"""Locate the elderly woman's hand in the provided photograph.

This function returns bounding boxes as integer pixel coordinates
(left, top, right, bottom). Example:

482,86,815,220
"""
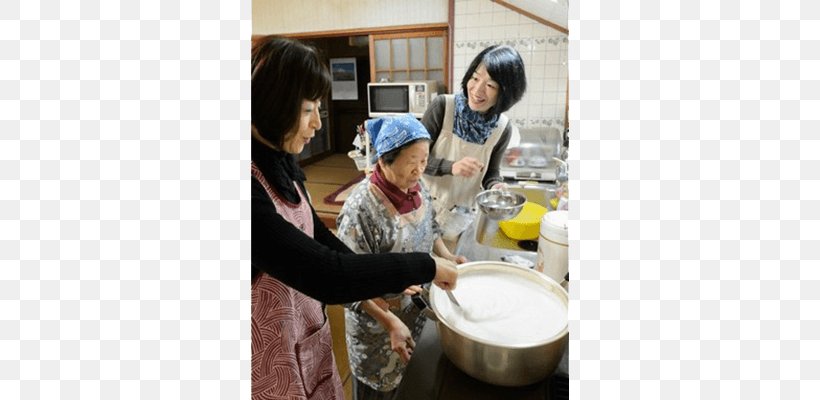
386,316,415,364
450,255,469,264
402,285,424,296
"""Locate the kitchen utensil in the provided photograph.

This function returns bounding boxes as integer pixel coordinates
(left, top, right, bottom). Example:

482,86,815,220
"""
445,290,462,308
428,261,568,387
475,190,526,220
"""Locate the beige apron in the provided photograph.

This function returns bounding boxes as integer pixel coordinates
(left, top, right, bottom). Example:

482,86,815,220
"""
251,162,344,400
422,94,508,239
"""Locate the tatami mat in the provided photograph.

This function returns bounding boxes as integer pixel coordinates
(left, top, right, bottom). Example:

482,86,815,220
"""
303,154,362,230
303,165,363,186
313,153,358,168
305,182,344,216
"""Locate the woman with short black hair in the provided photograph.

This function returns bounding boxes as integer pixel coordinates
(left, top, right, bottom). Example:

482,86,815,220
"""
421,44,527,240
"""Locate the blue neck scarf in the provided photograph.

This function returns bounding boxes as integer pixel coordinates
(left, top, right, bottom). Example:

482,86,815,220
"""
452,92,500,145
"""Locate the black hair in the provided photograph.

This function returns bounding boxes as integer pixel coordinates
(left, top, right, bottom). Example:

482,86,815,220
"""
252,36,331,148
460,45,527,116
380,138,431,165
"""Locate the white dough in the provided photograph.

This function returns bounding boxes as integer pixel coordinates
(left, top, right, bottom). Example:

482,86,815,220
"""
438,270,566,346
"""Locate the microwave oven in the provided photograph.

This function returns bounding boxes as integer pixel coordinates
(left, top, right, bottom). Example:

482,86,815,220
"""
367,80,439,118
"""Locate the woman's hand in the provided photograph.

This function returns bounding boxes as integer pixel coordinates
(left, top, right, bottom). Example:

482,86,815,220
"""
432,256,458,291
387,317,415,364
450,255,469,264
452,157,485,177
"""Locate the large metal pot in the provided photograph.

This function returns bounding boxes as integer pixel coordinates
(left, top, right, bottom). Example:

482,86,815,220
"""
428,261,568,387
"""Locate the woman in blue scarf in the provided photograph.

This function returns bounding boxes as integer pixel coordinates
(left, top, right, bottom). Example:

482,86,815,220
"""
421,45,527,241
336,114,469,400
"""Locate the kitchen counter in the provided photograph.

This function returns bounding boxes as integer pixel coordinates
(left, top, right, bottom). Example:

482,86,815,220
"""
454,213,539,266
394,320,568,400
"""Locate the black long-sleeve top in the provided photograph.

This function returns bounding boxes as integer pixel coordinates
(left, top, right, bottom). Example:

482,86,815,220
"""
420,94,512,190
251,140,436,305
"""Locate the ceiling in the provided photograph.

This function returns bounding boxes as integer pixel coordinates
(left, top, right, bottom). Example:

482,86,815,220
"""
502,0,568,31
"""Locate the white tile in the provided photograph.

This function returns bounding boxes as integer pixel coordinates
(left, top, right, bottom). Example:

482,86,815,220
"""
515,23,529,37
556,77,567,95
465,27,479,41
455,0,465,14
469,14,482,28
519,53,533,71
533,23,549,37
506,11,520,25
529,102,544,117
526,64,542,81
491,12,505,26
469,0,481,14
546,49,563,65
529,87,544,103
541,64,556,79
504,25,518,38
541,105,557,119
455,13,467,26
557,64,568,80
548,90,565,105
533,49,547,66
507,103,522,116
487,25,501,39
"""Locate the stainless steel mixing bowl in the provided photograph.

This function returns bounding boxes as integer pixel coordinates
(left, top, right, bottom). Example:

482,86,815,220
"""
428,261,568,387
475,190,526,220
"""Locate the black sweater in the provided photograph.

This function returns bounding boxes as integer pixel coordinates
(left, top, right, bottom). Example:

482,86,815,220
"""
251,140,436,305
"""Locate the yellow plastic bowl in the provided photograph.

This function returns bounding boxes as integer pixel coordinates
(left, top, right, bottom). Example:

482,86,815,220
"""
498,202,548,241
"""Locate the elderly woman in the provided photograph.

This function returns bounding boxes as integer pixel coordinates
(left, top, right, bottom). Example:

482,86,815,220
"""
336,114,467,400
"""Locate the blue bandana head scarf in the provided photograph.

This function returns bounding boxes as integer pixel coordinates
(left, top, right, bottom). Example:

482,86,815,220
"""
453,92,500,145
366,113,431,162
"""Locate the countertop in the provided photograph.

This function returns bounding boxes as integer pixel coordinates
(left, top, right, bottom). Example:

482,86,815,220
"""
454,213,539,266
393,320,568,400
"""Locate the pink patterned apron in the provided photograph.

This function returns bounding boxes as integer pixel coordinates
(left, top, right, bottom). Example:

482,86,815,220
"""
251,162,344,400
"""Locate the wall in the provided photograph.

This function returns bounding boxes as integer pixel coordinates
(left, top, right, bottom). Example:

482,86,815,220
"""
253,0,448,35
252,0,568,130
453,0,568,130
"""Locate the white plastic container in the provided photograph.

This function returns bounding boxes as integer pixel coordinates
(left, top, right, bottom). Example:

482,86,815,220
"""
535,210,568,283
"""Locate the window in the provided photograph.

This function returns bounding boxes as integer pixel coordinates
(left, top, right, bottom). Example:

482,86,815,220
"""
370,30,449,92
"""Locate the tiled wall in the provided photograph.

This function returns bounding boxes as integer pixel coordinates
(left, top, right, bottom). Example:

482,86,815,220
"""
453,0,568,130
